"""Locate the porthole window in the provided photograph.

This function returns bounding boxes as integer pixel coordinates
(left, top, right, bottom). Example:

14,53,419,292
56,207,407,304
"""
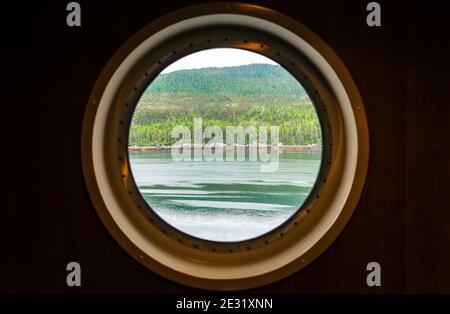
128,48,325,243
82,3,369,290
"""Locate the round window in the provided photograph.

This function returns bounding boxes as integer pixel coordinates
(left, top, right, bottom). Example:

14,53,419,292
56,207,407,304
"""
128,48,325,243
82,3,368,290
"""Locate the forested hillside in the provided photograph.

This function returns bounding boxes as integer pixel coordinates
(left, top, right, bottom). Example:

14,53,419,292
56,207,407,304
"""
146,63,307,96
129,64,322,146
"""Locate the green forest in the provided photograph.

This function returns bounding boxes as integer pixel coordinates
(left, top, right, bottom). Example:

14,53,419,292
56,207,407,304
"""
129,64,322,146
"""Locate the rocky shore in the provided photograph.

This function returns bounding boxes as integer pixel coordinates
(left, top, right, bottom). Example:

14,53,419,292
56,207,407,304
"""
128,143,322,152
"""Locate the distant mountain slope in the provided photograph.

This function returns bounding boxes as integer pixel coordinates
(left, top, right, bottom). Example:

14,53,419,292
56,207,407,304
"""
130,63,322,146
144,64,307,97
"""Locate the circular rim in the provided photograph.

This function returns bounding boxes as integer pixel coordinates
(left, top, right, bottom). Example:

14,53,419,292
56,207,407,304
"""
122,33,333,251
81,2,369,290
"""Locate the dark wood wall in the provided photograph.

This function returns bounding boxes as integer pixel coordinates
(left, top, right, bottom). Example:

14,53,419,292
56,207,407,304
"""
1,0,449,293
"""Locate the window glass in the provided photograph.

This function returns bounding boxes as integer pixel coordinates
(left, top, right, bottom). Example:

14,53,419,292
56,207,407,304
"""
128,48,322,242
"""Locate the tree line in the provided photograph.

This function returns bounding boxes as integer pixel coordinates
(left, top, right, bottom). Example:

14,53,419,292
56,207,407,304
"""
129,64,322,146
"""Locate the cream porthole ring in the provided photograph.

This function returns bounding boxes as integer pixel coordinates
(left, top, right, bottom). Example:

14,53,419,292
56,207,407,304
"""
81,3,369,290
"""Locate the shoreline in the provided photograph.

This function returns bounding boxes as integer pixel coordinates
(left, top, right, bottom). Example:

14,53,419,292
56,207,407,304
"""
128,144,322,153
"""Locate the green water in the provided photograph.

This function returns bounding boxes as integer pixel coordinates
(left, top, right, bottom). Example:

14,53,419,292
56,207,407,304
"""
129,151,321,242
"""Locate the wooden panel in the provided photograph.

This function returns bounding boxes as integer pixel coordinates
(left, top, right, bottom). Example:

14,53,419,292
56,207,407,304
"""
0,0,448,293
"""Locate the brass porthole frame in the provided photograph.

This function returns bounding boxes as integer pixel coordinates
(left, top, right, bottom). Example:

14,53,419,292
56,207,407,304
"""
123,30,332,252
81,2,369,290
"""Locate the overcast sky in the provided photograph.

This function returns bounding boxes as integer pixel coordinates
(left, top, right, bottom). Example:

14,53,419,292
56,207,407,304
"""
161,48,277,74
